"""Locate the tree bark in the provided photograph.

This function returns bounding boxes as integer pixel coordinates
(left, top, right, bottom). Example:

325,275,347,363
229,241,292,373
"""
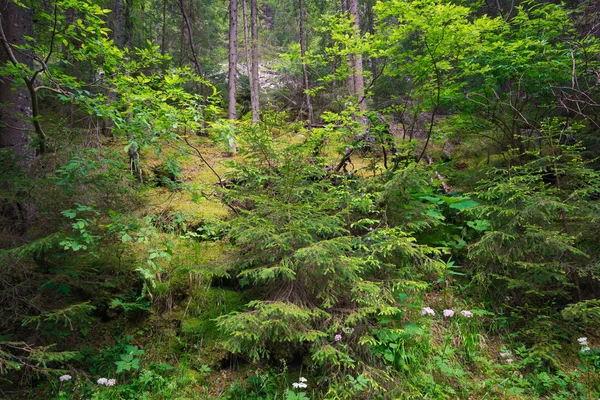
242,0,253,111
348,0,366,113
228,0,238,121
161,0,167,56
0,0,36,233
0,0,34,166
104,0,132,137
250,0,260,123
111,0,132,49
341,0,355,95
366,0,377,80
299,0,314,124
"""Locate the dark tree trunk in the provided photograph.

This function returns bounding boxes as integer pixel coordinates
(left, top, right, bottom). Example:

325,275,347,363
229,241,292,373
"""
109,0,143,181
104,0,132,137
0,0,35,166
0,0,36,233
111,0,132,49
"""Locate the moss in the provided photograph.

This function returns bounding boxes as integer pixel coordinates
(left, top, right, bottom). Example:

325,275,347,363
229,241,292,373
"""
193,343,230,369
181,288,245,340
168,241,233,292
200,288,245,316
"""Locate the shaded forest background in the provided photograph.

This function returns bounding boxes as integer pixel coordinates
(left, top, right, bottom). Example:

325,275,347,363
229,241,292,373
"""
2,0,600,398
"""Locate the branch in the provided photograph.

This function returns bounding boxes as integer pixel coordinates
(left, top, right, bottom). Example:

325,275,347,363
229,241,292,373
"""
357,60,386,105
182,136,226,189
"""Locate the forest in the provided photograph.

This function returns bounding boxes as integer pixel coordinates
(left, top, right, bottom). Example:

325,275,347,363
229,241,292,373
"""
1,0,600,398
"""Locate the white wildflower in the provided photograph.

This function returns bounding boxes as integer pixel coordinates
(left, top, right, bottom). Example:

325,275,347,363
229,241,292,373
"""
97,378,108,385
421,307,435,316
460,310,473,318
298,382,308,389
299,377,307,383
292,382,300,388
106,379,116,387
578,337,588,345
505,358,514,363
581,346,591,352
500,351,512,358
59,374,72,382
334,334,342,342
443,309,455,318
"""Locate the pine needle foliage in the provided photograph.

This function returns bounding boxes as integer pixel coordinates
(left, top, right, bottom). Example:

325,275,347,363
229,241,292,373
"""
215,128,445,381
466,124,600,335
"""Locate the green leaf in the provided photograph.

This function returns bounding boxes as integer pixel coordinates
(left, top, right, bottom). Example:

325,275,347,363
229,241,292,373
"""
403,322,423,336
62,210,77,219
466,219,491,232
449,199,480,210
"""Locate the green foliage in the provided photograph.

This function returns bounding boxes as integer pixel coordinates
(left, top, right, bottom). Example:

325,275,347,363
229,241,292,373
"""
467,138,600,306
22,303,96,337
562,300,600,326
0,341,80,376
115,345,145,374
212,128,447,390
3,0,600,397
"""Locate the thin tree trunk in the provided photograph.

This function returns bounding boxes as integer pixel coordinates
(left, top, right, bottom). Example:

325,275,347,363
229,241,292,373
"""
299,0,314,125
104,0,131,137
179,12,186,67
110,0,142,181
349,0,366,113
161,0,166,56
228,0,238,155
242,0,253,111
366,0,377,80
228,0,238,121
176,0,207,134
250,0,260,123
341,0,355,95
177,0,202,76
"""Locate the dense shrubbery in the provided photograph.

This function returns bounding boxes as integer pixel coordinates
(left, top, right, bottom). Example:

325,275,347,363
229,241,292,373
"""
2,0,600,398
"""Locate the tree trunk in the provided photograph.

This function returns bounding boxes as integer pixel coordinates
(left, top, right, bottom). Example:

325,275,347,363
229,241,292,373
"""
111,0,129,49
228,0,238,121
179,12,186,67
104,0,132,137
242,0,253,111
348,0,366,113
341,0,355,95
176,0,208,135
161,0,167,56
0,0,36,233
299,0,314,125
177,0,203,76
250,0,260,123
366,0,377,80
109,0,143,181
0,0,34,166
